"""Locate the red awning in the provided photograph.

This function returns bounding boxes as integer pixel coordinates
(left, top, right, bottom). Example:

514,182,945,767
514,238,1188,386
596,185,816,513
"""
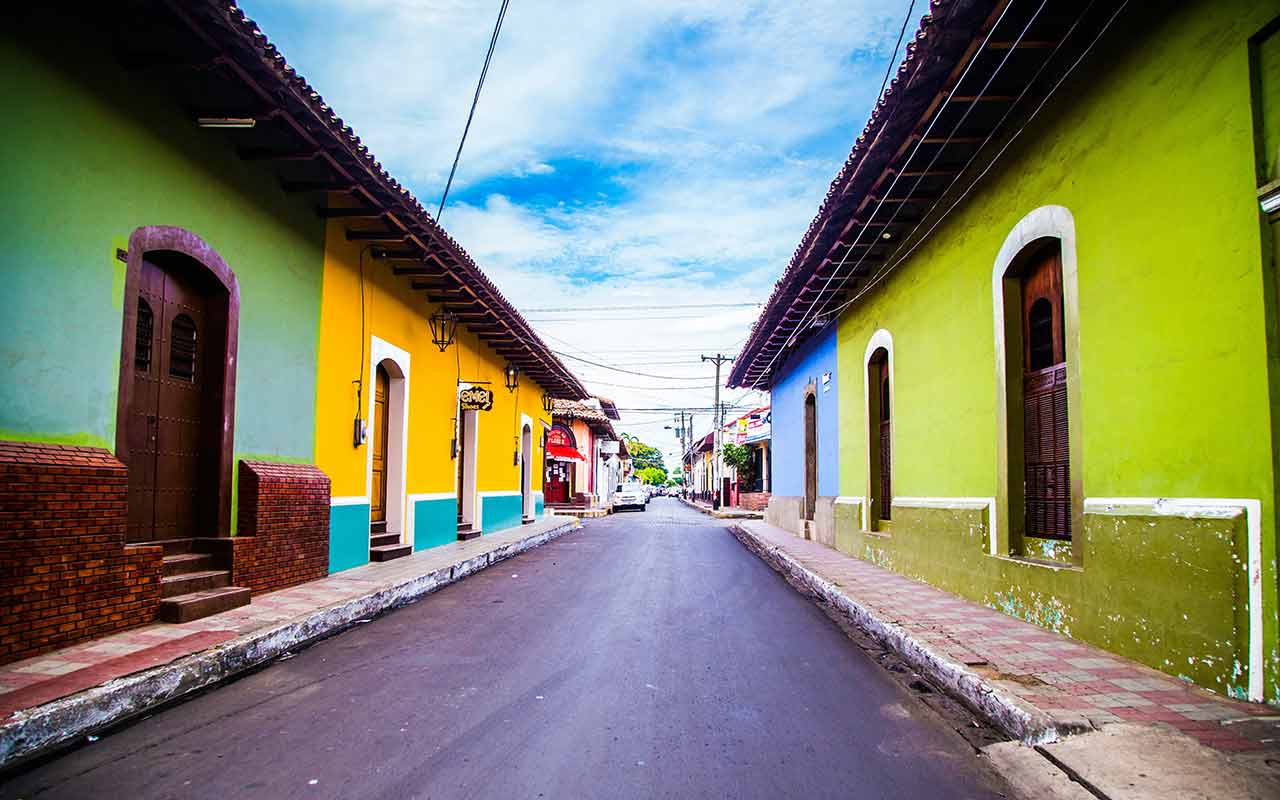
547,442,585,461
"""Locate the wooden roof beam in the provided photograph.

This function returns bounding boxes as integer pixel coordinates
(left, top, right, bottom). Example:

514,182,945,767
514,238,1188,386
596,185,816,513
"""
318,207,383,219
346,230,410,242
238,147,319,162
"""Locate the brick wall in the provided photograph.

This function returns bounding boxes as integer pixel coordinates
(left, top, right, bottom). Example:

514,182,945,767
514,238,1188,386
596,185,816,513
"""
0,441,162,665
737,492,772,512
233,461,330,594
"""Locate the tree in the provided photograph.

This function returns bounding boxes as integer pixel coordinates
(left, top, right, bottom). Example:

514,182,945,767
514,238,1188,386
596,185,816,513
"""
621,433,665,472
638,466,667,485
721,442,756,487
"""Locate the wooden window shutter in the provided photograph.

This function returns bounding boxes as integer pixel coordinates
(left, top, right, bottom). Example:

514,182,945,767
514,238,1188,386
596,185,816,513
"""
169,313,198,382
134,299,153,372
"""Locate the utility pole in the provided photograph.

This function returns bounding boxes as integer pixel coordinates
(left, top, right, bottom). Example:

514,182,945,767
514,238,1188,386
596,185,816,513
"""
701,353,734,508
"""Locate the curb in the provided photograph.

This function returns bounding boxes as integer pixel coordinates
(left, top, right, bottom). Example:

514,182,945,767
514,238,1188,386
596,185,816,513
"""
0,518,580,770
678,497,764,520
729,523,1089,746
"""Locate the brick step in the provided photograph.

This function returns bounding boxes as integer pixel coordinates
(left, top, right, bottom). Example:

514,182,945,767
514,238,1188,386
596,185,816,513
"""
161,569,230,598
369,543,411,562
370,520,387,534
150,538,197,557
456,525,481,541
370,532,400,548
159,586,251,623
162,552,214,577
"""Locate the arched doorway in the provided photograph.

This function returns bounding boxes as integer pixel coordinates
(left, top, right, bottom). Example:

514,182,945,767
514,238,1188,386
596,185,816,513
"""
521,422,533,521
803,391,817,522
116,227,238,542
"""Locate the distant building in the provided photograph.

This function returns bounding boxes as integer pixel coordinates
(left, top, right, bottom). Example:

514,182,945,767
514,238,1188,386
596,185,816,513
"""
547,398,624,511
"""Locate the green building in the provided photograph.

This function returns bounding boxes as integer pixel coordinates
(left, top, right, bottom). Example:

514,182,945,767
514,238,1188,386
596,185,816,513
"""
731,0,1280,704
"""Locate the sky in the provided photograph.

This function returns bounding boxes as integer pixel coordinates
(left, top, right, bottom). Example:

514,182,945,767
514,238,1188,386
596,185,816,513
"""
240,0,911,471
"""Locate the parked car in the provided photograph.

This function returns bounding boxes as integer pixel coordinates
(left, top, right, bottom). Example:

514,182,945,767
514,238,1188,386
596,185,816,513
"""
615,482,648,511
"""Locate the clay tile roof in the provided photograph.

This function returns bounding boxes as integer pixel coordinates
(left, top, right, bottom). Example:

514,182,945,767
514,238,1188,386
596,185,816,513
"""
186,2,588,399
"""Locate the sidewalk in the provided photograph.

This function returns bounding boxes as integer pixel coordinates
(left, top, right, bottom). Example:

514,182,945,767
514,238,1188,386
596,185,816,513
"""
731,519,1280,796
679,496,763,520
0,514,579,769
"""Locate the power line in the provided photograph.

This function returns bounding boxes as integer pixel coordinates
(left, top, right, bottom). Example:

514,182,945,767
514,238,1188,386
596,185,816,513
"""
874,0,918,113
746,0,1029,387
437,0,511,219
523,302,761,313
552,350,718,381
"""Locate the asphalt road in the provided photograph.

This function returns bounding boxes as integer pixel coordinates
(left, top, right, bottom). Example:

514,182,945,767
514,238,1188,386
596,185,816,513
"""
2,499,1010,799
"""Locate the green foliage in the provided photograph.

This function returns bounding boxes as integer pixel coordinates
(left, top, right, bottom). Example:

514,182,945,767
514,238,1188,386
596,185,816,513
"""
621,433,665,472
721,442,756,486
638,466,667,485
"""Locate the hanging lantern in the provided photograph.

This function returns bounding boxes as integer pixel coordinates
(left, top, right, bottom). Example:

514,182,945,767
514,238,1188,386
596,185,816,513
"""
429,310,457,352
542,391,554,414
503,363,519,392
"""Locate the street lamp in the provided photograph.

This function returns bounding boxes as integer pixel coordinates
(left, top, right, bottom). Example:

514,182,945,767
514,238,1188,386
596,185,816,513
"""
429,310,457,352
503,363,519,392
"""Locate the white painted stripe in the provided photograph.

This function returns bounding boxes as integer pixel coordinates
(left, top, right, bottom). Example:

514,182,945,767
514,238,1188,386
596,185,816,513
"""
408,492,457,502
1085,497,1262,702
331,495,370,507
891,497,998,556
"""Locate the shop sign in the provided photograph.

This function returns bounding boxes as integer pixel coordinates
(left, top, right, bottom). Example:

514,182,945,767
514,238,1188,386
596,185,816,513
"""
459,386,493,411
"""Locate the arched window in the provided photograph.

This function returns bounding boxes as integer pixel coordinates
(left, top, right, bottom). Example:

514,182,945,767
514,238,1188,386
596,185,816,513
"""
134,299,153,373
168,313,198,381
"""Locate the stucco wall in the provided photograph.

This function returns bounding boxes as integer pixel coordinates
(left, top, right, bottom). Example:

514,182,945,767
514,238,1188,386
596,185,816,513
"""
314,212,552,559
832,0,1279,701
0,30,324,465
769,325,839,498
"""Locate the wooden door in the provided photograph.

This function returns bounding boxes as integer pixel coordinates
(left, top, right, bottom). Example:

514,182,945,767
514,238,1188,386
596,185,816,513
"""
878,369,891,521
126,258,207,542
456,410,468,521
1021,245,1070,540
546,461,569,504
370,364,389,523
803,394,817,520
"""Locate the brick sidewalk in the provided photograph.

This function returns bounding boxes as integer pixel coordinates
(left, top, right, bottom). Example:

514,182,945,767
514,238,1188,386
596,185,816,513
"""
734,520,1278,753
1,514,578,763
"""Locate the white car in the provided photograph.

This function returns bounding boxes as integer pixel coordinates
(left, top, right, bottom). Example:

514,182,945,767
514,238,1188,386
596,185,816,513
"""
615,482,648,511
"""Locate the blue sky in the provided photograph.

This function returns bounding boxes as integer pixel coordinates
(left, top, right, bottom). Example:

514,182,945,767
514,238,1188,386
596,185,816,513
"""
240,0,911,462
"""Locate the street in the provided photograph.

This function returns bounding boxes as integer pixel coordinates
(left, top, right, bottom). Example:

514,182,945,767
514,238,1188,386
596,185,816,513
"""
2,500,1010,799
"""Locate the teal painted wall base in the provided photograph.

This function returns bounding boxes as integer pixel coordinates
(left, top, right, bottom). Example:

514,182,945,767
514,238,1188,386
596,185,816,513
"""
329,502,369,574
534,491,544,517
414,497,459,552
482,494,523,534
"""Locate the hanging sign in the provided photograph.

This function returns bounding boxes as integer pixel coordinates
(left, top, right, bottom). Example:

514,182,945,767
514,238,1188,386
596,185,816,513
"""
459,386,494,411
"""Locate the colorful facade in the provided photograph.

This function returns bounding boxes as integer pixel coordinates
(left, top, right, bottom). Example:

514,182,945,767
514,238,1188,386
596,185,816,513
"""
731,0,1280,703
0,3,583,664
545,398,625,510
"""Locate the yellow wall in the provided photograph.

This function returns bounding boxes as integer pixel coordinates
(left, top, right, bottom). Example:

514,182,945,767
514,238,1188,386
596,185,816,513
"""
314,210,552,501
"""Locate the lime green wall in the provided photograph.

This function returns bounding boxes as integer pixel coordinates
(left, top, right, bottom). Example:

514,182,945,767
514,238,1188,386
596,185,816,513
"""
834,1,1279,700
0,26,324,463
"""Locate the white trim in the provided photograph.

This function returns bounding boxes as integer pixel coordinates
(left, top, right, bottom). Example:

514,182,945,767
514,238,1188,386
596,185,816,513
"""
455,400,479,529
331,495,370,507
520,414,534,519
862,329,894,531
479,490,522,497
367,336,411,544
891,497,999,556
1085,497,1262,703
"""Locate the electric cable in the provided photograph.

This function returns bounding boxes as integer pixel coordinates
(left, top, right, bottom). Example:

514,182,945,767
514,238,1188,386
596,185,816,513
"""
437,0,511,220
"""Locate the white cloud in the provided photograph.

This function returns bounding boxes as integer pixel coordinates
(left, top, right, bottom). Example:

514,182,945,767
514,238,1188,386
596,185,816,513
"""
242,0,908,451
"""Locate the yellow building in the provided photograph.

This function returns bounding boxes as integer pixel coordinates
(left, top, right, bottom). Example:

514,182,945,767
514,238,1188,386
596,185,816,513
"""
314,197,585,572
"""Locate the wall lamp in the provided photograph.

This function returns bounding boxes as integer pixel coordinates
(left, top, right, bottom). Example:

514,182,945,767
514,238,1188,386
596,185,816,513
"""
429,310,458,352
542,391,554,414
504,364,519,392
